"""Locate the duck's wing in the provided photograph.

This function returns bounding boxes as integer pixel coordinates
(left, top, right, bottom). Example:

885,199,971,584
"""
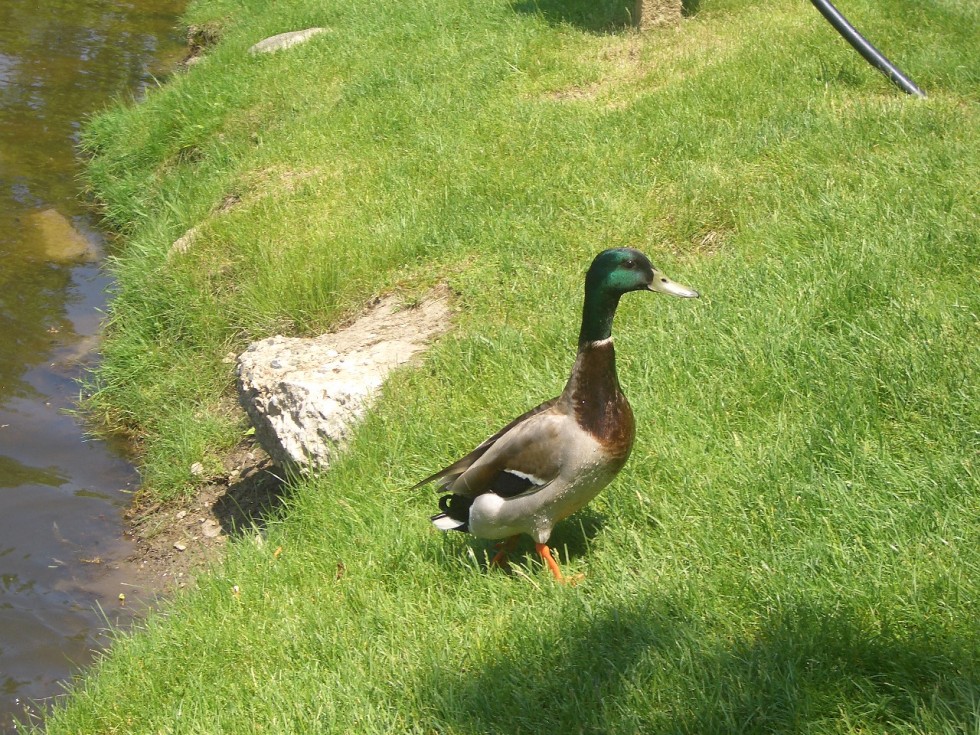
411,396,561,491
444,408,569,499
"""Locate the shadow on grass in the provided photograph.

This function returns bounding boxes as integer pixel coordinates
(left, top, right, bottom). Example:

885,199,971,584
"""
682,0,702,16
212,462,288,536
423,597,682,732
509,0,701,34
676,606,979,733
423,599,977,732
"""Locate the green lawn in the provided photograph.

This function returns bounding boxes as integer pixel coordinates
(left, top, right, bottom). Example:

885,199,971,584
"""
41,0,978,731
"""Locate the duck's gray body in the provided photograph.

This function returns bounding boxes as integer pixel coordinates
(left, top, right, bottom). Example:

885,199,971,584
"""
414,248,698,578
426,337,634,544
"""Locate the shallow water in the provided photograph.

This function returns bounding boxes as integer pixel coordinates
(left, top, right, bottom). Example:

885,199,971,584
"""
0,0,183,728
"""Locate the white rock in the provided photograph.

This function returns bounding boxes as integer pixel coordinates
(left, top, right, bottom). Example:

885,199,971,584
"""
237,292,450,472
247,28,330,56
169,225,199,257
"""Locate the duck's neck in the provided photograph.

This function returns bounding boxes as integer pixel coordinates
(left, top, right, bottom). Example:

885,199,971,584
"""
567,285,624,398
564,287,623,404
563,285,634,454
578,288,622,344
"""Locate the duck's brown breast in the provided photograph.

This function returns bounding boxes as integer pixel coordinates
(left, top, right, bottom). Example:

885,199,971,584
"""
567,340,636,462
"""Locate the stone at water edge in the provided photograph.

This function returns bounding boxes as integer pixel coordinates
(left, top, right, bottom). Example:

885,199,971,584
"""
236,293,451,473
29,208,99,263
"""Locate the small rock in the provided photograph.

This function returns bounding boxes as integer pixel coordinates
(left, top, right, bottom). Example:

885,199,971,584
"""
169,225,200,257
201,519,222,538
176,510,188,520
247,28,330,55
190,462,205,477
174,541,187,552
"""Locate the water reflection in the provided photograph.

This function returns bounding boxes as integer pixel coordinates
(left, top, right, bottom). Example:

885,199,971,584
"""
0,0,183,729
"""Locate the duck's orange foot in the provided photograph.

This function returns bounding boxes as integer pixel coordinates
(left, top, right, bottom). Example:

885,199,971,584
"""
535,543,570,583
489,534,520,570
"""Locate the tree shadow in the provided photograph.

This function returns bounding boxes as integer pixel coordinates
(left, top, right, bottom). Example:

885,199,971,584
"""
423,597,684,731
674,605,978,733
421,597,977,732
510,0,634,34
509,0,701,34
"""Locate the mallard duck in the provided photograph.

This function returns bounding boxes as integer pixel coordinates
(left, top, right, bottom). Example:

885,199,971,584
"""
414,248,698,581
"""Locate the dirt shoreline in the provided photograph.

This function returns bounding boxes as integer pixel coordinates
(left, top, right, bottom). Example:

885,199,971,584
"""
119,287,452,590
123,438,286,590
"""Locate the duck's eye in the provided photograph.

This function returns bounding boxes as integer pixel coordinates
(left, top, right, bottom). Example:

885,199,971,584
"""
623,259,636,269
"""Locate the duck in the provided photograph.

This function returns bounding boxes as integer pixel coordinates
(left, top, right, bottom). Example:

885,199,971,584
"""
413,248,698,581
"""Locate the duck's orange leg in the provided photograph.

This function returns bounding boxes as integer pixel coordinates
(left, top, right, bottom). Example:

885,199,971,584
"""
489,535,520,568
535,543,564,582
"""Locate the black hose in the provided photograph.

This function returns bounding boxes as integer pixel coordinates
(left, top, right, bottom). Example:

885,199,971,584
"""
809,0,926,98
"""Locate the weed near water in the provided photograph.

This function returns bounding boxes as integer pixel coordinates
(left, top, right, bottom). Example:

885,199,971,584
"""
43,0,980,731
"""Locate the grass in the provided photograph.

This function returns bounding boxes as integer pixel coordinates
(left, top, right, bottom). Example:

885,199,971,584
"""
37,0,979,731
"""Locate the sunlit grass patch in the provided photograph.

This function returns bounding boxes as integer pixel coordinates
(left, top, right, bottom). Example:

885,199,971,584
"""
47,0,980,731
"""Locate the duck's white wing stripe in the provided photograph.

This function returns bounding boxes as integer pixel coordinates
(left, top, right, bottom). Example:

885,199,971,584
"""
504,469,547,487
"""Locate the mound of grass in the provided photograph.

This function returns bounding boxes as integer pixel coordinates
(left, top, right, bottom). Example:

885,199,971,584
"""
44,0,977,731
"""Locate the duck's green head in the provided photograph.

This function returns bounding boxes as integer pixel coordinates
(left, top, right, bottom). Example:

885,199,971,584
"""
580,248,698,343
585,247,699,299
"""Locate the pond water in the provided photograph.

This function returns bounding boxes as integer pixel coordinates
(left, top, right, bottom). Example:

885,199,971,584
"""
0,0,183,728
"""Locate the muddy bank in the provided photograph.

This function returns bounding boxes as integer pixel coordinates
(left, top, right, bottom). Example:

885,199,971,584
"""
124,439,285,588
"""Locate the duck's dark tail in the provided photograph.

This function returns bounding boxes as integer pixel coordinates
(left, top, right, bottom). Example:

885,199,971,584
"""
430,494,472,532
